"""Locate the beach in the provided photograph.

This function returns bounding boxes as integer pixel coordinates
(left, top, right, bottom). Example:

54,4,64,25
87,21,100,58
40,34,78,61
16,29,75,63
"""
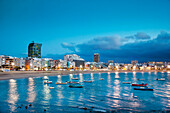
0,70,167,80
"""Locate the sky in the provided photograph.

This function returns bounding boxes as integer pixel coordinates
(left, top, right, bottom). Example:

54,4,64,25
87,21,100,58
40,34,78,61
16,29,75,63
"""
0,0,170,63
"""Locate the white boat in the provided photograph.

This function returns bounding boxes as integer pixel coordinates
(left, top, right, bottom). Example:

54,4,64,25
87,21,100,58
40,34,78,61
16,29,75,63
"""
156,78,165,81
72,77,79,80
49,87,54,89
42,77,49,80
44,81,52,84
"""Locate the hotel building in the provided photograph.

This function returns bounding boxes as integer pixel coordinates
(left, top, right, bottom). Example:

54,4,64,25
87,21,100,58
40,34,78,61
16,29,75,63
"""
28,41,42,58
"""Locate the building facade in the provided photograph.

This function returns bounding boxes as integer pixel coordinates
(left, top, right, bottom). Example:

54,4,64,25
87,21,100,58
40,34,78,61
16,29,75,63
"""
94,53,100,62
64,54,85,68
28,41,42,58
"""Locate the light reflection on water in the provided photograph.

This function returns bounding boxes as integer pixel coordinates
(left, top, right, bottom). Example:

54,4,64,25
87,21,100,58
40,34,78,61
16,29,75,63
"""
0,72,169,112
8,79,19,112
27,77,36,103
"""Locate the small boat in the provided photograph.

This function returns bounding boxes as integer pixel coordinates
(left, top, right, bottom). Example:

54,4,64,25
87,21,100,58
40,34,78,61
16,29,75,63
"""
55,82,67,85
156,78,165,81
44,81,52,84
134,87,153,91
67,81,80,84
72,78,79,80
69,84,83,88
122,82,131,84
42,76,49,80
49,87,54,89
131,83,147,87
84,80,93,83
138,79,145,81
99,78,104,80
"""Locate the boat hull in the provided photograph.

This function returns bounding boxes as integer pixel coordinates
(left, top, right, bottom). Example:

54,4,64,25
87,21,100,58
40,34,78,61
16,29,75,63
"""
132,84,147,86
134,88,153,91
69,85,83,88
55,82,67,85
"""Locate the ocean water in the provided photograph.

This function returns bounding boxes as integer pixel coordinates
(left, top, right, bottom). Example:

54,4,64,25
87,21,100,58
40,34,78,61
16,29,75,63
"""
0,72,169,113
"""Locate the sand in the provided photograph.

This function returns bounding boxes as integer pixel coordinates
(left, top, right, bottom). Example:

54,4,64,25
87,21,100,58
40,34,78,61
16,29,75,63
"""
0,70,167,80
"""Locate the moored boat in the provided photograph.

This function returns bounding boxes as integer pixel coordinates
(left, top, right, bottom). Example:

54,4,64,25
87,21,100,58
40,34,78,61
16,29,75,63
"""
67,81,80,84
72,78,79,80
84,80,93,83
156,78,165,81
42,76,49,80
44,81,52,84
134,87,153,91
69,84,83,88
131,83,147,86
55,82,67,85
49,87,54,89
99,78,104,80
122,82,131,84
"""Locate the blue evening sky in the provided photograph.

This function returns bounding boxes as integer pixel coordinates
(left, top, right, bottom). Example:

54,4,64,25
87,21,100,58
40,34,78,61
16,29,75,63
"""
0,0,170,62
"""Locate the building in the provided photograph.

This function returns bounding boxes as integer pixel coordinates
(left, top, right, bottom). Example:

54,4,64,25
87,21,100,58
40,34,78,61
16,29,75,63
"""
54,59,67,69
28,41,42,58
25,57,42,71
94,53,100,62
0,55,14,69
64,54,85,68
131,60,138,65
20,57,25,69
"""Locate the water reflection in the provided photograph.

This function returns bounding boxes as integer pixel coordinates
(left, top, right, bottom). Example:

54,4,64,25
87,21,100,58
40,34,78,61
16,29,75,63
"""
56,89,63,106
112,79,120,107
43,84,51,103
133,71,137,80
115,72,120,79
57,75,62,83
90,73,94,80
107,74,111,84
148,71,151,75
8,79,19,112
79,73,83,82
69,74,73,80
27,77,36,103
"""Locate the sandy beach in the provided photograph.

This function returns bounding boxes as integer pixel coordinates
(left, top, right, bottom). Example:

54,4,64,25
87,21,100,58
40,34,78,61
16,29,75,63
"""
0,70,167,80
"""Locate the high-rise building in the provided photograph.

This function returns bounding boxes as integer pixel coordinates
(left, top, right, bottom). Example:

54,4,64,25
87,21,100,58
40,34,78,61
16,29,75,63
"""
28,41,42,58
94,53,100,62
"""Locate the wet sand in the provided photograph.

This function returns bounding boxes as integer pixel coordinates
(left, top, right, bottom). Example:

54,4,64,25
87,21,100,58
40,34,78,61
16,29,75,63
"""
0,70,167,80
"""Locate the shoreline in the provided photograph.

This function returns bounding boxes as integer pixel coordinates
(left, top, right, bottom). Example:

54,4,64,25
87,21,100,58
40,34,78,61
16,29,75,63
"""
0,70,168,81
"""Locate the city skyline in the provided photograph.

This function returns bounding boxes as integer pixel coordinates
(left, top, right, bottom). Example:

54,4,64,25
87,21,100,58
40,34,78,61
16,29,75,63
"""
0,0,170,63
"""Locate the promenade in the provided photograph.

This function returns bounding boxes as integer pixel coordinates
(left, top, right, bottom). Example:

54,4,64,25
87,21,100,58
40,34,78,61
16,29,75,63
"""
0,70,167,80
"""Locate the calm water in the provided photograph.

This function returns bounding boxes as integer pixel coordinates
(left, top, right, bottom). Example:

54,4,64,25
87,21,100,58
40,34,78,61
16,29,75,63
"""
0,72,169,113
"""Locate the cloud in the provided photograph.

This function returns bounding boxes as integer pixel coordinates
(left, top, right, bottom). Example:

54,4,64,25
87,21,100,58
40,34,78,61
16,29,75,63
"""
125,32,151,40
78,35,122,51
134,32,151,40
59,31,170,62
61,42,78,52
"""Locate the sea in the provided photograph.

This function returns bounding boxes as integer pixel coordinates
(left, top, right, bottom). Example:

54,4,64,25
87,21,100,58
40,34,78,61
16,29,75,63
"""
0,72,169,112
